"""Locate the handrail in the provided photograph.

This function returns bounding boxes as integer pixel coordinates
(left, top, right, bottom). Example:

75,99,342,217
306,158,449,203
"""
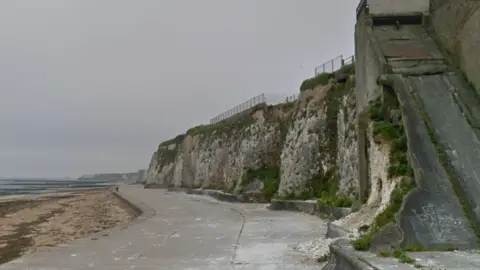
209,52,355,124
314,54,355,76
209,93,299,124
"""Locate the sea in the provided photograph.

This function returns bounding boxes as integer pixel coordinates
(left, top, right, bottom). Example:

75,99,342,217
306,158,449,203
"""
0,178,119,196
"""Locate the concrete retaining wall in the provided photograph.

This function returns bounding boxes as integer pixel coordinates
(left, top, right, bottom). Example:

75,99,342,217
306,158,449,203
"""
368,0,430,16
429,0,480,94
112,187,155,221
268,200,352,219
355,11,386,202
322,240,377,270
162,188,352,219
326,222,352,239
165,187,269,203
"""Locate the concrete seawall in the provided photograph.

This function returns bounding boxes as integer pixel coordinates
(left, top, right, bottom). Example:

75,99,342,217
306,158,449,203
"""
159,187,353,219
112,185,156,221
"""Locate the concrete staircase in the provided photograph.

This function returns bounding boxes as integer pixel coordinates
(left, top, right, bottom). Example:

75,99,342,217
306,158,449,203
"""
324,14,480,269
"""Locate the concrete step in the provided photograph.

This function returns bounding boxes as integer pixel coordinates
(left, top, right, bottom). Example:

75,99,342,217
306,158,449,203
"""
323,239,480,270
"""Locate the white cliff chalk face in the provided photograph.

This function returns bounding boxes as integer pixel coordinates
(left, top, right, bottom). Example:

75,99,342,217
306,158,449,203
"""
336,90,359,197
145,78,361,201
145,105,291,192
278,85,330,196
278,83,359,197
333,122,399,233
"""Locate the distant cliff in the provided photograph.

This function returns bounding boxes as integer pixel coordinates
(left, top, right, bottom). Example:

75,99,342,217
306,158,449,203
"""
78,170,144,183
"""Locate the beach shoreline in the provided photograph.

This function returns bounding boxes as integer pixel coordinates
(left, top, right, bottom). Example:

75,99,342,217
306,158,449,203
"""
0,188,136,264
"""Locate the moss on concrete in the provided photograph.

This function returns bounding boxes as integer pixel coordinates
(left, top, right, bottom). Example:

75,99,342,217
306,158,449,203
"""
378,249,417,265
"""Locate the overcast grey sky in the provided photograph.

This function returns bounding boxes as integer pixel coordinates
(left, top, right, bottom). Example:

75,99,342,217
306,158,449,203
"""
0,0,358,178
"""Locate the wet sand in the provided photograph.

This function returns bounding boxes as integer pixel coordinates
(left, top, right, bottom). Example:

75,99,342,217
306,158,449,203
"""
0,189,136,264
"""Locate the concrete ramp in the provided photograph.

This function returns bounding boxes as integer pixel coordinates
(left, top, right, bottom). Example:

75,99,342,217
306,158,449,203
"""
388,74,477,249
363,23,480,249
406,74,480,233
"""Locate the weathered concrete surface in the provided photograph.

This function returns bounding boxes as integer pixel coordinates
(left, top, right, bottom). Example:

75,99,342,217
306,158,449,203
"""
387,74,478,249
324,239,480,270
407,74,480,233
1,185,326,269
373,25,443,59
430,0,480,93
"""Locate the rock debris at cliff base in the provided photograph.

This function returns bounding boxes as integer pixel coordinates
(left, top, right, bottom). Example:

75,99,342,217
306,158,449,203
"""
0,190,135,264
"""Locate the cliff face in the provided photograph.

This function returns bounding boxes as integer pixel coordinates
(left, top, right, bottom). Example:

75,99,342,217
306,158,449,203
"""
145,103,292,195
278,77,358,199
145,68,370,203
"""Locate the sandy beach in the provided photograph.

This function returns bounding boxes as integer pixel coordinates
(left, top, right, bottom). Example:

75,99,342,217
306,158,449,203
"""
0,189,136,264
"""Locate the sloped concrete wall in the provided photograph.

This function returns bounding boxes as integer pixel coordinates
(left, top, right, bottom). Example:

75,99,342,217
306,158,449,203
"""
430,0,480,94
369,0,430,16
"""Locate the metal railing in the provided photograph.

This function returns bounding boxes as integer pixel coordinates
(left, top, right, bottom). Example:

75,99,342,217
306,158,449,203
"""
209,53,355,125
209,93,299,124
210,94,266,124
343,55,355,66
314,54,355,76
284,94,297,103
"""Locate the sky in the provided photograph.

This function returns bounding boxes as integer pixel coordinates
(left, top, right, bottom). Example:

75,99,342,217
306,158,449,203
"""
0,0,358,178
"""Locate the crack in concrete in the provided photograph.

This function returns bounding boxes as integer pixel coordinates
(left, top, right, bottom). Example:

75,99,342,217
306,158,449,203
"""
229,207,246,269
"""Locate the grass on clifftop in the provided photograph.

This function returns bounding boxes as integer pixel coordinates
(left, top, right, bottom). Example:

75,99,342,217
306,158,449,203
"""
300,72,333,92
299,63,355,92
353,97,416,251
159,134,186,147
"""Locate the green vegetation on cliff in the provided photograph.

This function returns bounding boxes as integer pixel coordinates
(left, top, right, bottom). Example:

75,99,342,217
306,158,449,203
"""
300,72,332,92
159,134,186,147
287,65,355,207
353,97,416,251
239,167,280,201
299,64,355,92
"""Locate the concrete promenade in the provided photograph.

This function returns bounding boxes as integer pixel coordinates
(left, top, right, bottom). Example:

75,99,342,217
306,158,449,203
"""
0,185,326,270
